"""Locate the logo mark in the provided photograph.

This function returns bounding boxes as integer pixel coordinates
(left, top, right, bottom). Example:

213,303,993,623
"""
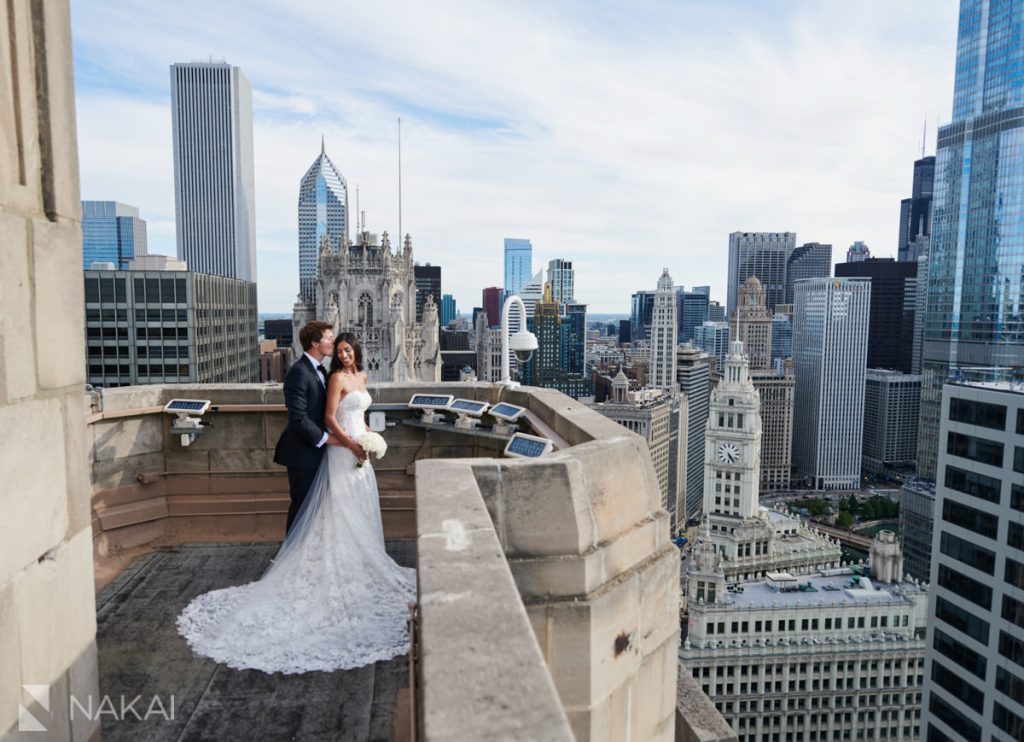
19,684,50,732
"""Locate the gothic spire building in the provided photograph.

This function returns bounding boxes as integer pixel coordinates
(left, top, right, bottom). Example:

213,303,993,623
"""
291,230,440,383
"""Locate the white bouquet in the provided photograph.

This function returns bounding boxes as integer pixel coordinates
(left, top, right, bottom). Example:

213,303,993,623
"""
355,431,387,468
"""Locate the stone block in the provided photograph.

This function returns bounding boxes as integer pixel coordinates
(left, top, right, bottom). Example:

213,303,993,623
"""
491,458,591,558
31,218,85,390
631,637,678,742
0,0,43,215
605,673,636,742
68,641,101,742
600,515,661,583
15,529,96,693
188,412,264,450
251,492,289,512
216,474,285,496
574,436,663,543
93,385,163,413
543,601,594,709
90,414,164,462
95,519,166,556
263,414,288,449
509,553,594,601
163,448,210,473
32,0,81,221
0,214,36,402
0,581,21,733
0,398,68,585
62,392,92,537
637,546,682,655
208,447,276,472
90,451,164,491
162,477,211,497
96,497,168,530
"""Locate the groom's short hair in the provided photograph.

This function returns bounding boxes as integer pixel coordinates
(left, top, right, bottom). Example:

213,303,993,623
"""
299,321,334,350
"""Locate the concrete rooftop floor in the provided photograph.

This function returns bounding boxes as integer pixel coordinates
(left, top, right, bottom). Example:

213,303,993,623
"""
95,541,416,741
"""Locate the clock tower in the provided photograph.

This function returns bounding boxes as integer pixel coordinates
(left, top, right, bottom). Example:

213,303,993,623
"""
703,339,761,520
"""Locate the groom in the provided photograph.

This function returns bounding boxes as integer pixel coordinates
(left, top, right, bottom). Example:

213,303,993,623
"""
274,320,339,534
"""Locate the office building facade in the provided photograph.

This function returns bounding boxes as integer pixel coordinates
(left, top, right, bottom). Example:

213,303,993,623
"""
414,263,441,322
677,289,710,343
631,290,655,341
440,294,456,327
81,201,148,270
695,321,730,368
503,238,532,295
170,62,257,281
547,258,574,305
921,378,1024,742
297,140,348,303
482,286,503,328
792,277,871,490
898,479,936,583
862,369,921,475
677,345,711,521
919,0,1024,481
836,258,918,373
751,361,795,491
727,231,795,315
84,268,258,387
785,242,832,306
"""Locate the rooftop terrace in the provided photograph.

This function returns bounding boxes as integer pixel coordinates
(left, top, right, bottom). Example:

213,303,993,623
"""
77,381,727,741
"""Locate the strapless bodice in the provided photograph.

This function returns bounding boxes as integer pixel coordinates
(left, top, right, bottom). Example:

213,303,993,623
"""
335,390,371,437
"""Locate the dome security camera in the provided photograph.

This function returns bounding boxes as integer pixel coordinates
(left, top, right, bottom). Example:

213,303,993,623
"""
509,329,538,363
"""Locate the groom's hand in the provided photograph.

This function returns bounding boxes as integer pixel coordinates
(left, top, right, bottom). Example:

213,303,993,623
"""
325,434,344,447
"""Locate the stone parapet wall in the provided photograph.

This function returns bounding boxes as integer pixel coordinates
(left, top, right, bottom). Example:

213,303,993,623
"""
0,1,99,738
417,386,682,742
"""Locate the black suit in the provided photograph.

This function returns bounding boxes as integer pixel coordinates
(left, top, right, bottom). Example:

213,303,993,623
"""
274,355,328,533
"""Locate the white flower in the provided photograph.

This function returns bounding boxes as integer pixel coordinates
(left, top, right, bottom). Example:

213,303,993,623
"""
355,431,387,467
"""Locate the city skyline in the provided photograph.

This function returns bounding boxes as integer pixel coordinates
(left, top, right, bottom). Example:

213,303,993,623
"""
74,1,957,313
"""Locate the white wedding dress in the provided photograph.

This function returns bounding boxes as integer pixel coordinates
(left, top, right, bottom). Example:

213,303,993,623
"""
177,390,416,674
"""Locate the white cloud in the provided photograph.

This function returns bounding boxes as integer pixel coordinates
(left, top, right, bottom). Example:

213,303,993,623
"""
71,0,959,313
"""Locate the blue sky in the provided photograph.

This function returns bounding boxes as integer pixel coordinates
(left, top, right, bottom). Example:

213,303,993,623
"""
71,0,959,313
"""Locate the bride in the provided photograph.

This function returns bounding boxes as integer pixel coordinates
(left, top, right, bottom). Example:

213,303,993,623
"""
177,333,417,674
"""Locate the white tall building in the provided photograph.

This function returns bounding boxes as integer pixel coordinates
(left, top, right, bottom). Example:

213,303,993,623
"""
921,378,1024,742
792,277,871,490
546,258,574,305
649,268,678,392
170,62,257,281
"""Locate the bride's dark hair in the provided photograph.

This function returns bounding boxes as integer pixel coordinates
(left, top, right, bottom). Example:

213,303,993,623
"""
329,332,363,376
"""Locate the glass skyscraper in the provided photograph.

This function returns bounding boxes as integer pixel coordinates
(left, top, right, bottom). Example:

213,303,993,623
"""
918,0,1024,480
297,140,348,304
81,201,147,269
503,238,532,295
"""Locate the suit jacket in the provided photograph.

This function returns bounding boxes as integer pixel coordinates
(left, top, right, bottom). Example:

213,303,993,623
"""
274,356,328,470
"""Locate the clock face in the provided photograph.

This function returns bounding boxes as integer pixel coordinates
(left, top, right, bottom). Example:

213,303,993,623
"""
717,442,740,464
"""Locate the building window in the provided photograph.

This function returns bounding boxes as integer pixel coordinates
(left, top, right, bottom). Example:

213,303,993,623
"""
946,431,1003,466
934,595,990,644
948,397,1006,430
941,499,998,539
927,695,981,740
933,628,986,679
1006,558,1024,591
993,702,1024,741
937,565,992,610
943,465,1001,503
939,531,996,574
999,631,1024,672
